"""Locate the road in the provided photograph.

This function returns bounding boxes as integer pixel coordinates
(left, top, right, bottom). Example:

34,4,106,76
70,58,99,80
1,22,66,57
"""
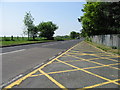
3,40,119,89
1,39,83,85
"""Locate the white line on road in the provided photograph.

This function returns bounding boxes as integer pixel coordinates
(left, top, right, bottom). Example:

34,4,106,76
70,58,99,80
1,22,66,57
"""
42,43,58,47
0,49,26,55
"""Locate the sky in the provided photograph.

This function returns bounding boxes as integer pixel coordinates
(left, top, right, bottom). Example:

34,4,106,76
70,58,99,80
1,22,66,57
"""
0,2,86,37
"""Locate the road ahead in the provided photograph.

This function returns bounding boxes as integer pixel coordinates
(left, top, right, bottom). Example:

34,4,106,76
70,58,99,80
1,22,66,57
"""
1,39,83,85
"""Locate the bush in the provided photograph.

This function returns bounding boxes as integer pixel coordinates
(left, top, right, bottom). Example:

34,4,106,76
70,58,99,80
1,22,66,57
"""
85,36,92,42
54,37,64,41
111,46,117,49
3,36,11,41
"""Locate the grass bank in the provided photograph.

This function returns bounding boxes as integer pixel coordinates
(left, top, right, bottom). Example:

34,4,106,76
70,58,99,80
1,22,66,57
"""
85,40,120,55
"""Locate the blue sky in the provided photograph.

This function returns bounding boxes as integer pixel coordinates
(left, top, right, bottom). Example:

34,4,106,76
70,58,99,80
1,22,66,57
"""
0,2,86,37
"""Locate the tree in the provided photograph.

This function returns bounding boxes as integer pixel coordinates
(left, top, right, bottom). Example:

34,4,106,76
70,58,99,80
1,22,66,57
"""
70,31,79,39
24,11,37,40
37,21,58,40
30,26,38,40
78,2,120,36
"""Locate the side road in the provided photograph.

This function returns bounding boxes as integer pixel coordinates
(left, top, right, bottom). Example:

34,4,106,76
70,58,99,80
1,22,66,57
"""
4,41,120,89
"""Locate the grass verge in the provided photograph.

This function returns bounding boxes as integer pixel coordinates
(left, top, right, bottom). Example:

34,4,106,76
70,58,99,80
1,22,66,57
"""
0,36,73,47
85,40,120,55
0,40,54,47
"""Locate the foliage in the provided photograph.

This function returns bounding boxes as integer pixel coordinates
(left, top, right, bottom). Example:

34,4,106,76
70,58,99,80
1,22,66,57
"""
54,35,71,41
37,21,58,40
54,37,64,41
79,2,120,36
86,40,120,55
70,31,80,39
85,36,92,42
24,11,38,40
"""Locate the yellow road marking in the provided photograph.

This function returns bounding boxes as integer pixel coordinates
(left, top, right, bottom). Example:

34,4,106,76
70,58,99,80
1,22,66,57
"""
79,79,120,89
56,59,119,85
67,54,120,70
84,63,120,70
85,41,120,57
39,69,67,89
69,50,119,57
30,69,80,77
68,52,118,62
4,41,82,89
67,54,104,66
68,52,111,57
30,63,119,77
53,58,99,63
5,68,40,88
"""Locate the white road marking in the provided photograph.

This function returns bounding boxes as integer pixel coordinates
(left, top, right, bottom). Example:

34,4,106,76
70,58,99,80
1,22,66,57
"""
0,49,26,55
42,43,58,47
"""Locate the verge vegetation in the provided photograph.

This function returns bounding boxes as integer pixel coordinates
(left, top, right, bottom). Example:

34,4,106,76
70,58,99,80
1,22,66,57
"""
0,35,76,47
85,38,120,55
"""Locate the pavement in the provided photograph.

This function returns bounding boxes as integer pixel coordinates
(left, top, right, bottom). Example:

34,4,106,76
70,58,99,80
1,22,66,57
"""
3,41,120,89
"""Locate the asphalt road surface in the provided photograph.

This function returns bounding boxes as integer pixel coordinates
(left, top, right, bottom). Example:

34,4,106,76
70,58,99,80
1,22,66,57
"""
1,39,83,85
3,40,119,89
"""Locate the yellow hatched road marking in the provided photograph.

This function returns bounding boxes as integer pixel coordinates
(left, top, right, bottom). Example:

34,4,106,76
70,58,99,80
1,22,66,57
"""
30,69,79,77
39,69,67,90
5,68,40,88
53,58,99,63
68,52,118,62
67,54,104,66
56,59,119,86
4,41,81,89
30,63,119,77
67,54,120,70
79,79,120,89
69,50,119,57
84,63,120,70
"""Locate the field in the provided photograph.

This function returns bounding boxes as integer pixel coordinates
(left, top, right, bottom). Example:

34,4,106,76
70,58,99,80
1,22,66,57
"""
0,36,72,46
0,37,54,46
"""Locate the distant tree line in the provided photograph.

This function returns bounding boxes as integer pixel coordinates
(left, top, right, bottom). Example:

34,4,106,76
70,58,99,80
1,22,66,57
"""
24,11,58,40
78,2,120,37
70,31,80,39
24,11,81,41
54,31,81,41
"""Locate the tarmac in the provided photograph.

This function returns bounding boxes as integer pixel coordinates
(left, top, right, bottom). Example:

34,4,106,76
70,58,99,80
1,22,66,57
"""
4,41,120,89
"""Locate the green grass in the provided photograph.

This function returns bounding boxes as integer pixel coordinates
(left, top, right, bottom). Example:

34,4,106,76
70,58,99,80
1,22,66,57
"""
85,40,120,55
0,37,45,41
1,40,54,46
0,36,73,47
0,37,54,46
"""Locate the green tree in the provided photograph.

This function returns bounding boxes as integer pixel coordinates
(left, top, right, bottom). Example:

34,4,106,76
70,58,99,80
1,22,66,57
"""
37,21,58,40
78,2,120,36
30,26,38,40
70,31,79,39
24,11,37,40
